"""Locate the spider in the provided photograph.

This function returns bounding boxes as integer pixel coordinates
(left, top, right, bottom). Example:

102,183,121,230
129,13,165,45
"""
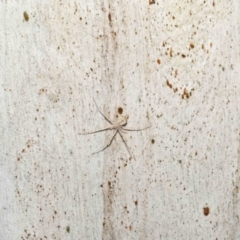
79,99,151,157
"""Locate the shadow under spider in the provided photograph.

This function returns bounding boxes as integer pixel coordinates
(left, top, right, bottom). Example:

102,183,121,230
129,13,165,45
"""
79,99,151,158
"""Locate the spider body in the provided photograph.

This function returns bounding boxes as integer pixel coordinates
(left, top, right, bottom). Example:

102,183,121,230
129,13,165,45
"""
112,114,129,130
79,99,150,157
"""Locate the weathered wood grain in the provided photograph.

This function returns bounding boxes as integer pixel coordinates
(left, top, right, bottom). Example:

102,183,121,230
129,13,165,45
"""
1,0,240,239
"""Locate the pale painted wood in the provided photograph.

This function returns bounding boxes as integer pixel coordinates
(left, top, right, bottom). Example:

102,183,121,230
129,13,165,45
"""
1,1,240,239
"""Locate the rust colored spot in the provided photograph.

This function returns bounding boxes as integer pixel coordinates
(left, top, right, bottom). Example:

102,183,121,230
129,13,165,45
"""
170,48,173,57
195,151,198,156
23,11,29,21
202,44,205,50
166,80,172,88
129,225,132,231
149,0,155,5
157,59,161,64
182,87,191,99
190,43,195,49
108,13,111,22
203,207,210,216
135,200,138,205
151,139,155,144
182,54,186,58
118,107,123,114
22,149,25,153
212,1,215,6
108,181,111,188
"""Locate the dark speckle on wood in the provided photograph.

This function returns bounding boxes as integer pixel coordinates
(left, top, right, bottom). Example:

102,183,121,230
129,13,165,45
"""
23,11,29,21
203,207,210,216
108,13,111,22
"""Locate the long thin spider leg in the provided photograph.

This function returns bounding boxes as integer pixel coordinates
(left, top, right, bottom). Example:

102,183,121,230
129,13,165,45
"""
118,131,133,158
122,125,151,132
92,130,118,155
93,98,112,125
79,127,113,135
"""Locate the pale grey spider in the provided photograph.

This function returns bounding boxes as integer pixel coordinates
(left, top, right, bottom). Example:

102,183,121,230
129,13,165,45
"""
79,99,151,157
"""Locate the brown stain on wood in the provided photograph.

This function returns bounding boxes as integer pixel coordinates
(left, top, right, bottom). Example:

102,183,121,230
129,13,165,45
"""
166,80,178,93
66,226,70,233
181,88,194,99
203,207,210,216
108,13,112,22
23,11,29,21
149,0,155,5
166,80,172,89
118,107,123,114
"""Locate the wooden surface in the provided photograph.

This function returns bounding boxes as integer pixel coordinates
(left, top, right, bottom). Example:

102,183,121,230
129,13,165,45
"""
1,1,240,239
